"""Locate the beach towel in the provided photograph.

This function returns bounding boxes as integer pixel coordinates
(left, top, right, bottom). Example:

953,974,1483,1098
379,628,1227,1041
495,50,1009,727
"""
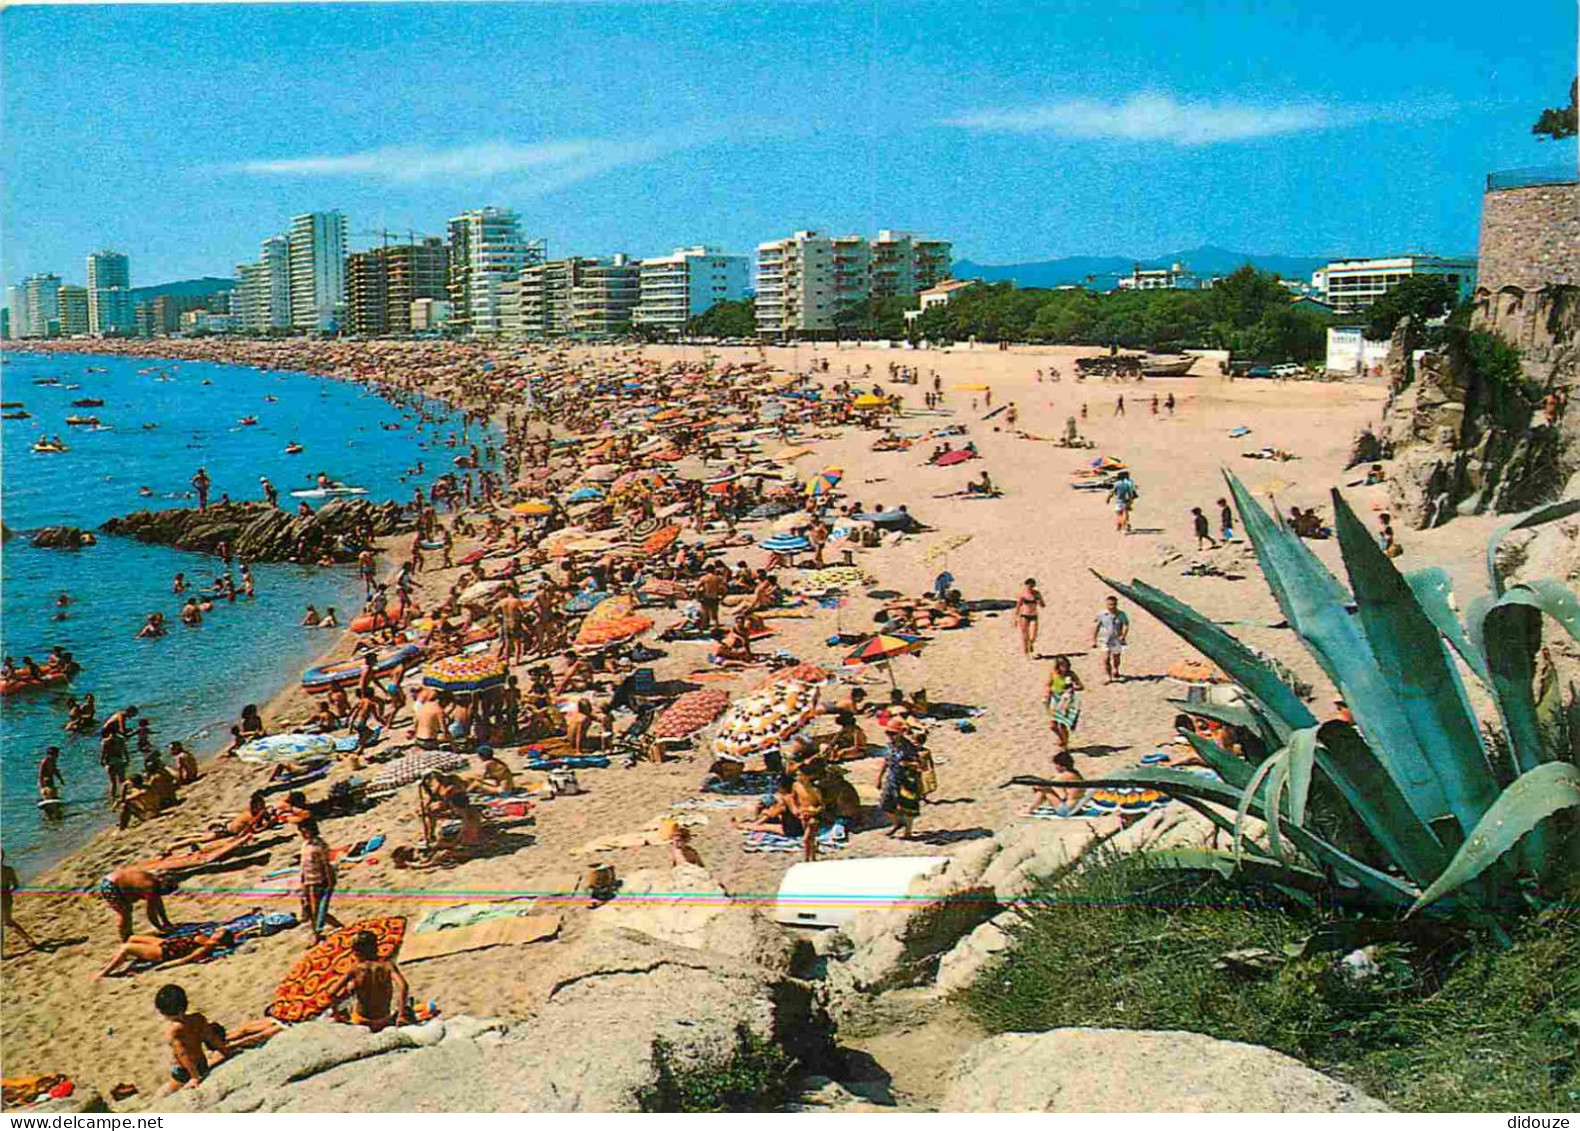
525,754,610,771
365,749,469,796
413,898,539,934
398,914,562,963
670,797,747,812
704,771,776,796
127,909,297,971
742,824,850,854
266,916,406,1023
1029,804,1102,820
260,764,331,796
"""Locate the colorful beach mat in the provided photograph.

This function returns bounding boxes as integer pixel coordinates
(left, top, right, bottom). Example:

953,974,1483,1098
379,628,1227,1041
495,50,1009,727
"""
266,916,406,1023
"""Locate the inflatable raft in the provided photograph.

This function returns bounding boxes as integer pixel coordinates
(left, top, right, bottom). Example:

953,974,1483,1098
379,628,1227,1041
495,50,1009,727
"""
301,643,421,693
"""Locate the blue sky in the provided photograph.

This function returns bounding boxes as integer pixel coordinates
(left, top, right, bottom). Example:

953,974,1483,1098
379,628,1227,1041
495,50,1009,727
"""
3,0,1575,286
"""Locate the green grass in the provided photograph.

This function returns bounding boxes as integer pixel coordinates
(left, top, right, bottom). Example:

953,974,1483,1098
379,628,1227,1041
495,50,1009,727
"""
962,854,1580,1111
636,1023,798,1113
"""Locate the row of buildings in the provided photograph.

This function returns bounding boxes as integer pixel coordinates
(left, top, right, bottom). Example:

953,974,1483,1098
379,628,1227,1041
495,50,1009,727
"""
7,250,136,339
1110,254,1480,316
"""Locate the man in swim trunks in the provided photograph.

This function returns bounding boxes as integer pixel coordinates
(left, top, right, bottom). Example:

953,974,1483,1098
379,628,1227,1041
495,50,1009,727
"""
100,705,138,800
412,688,447,750
96,927,234,979
38,746,65,801
190,467,211,511
98,864,177,940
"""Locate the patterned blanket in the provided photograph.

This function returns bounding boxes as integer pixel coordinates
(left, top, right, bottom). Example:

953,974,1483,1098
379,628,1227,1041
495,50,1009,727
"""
267,916,406,1023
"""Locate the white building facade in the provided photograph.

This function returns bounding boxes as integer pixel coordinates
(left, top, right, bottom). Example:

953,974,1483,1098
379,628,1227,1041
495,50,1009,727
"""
24,273,62,337
85,249,135,335
8,285,32,340
755,229,953,338
447,208,534,336
633,246,748,331
1313,255,1478,315
287,212,348,333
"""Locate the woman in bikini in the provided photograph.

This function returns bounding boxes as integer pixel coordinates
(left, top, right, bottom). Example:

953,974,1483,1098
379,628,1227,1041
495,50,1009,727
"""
1016,578,1046,657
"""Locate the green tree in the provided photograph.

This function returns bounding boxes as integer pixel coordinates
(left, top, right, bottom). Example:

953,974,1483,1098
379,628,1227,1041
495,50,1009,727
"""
685,298,755,338
1532,78,1578,141
1364,275,1458,342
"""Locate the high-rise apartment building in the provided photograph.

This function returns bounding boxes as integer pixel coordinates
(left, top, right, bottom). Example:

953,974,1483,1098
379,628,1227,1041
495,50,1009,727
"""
516,257,590,338
634,246,749,332
755,229,953,337
24,273,62,338
234,262,267,332
57,285,90,335
287,211,348,333
346,239,448,335
86,249,135,335
447,208,538,335
570,255,640,337
8,285,32,340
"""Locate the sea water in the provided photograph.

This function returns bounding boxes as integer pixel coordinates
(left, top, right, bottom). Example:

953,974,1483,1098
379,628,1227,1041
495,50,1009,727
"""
1,350,472,874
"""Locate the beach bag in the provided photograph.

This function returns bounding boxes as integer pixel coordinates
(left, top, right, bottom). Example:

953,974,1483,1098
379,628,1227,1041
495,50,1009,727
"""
549,769,582,796
918,753,939,798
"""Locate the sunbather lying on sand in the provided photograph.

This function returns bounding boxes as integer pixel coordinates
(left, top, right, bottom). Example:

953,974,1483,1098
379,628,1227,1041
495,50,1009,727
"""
96,928,234,979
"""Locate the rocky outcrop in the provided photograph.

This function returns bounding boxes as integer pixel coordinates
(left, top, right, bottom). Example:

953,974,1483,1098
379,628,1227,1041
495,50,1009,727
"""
154,928,833,1113
1382,322,1560,529
939,1029,1390,1112
29,525,97,549
587,865,801,971
99,500,411,563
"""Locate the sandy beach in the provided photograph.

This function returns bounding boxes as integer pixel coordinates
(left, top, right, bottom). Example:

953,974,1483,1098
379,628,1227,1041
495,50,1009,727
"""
1,339,1509,1102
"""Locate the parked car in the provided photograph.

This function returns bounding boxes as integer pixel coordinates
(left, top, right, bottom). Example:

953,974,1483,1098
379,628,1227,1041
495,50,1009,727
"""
1246,365,1275,379
1271,363,1303,378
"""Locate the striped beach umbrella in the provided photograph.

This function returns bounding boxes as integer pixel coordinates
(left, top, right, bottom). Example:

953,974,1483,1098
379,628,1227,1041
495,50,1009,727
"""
842,632,925,686
423,654,507,694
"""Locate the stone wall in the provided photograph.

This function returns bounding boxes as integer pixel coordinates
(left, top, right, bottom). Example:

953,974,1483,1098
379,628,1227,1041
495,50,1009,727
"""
1473,181,1579,370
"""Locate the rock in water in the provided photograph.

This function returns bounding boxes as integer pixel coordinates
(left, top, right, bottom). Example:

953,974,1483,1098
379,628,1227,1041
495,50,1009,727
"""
30,526,96,550
98,500,411,563
940,1029,1389,1112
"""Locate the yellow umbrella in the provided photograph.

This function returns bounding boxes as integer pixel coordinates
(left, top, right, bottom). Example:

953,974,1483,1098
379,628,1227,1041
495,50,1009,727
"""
511,500,553,517
953,383,991,391
851,393,888,410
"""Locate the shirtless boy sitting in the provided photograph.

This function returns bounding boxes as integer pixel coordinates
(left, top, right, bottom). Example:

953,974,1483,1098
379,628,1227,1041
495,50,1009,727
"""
328,930,413,1032
154,983,279,1095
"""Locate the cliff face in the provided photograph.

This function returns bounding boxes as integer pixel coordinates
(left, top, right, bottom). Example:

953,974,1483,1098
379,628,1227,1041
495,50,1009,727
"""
99,499,412,562
1380,180,1578,529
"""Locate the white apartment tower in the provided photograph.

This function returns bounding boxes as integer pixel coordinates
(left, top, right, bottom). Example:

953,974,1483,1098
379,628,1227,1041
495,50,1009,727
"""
86,249,135,336
24,273,62,338
288,212,348,333
447,208,534,336
633,246,748,332
8,285,32,340
755,229,952,337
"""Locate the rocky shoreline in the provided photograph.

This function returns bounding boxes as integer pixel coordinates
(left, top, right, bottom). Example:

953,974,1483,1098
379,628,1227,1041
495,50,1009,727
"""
98,498,413,562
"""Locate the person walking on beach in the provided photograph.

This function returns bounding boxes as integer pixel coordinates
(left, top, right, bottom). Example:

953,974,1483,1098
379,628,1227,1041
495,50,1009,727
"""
1108,471,1138,534
1192,507,1219,550
1045,656,1084,755
2,851,39,955
1217,497,1236,541
1092,596,1131,683
298,818,342,944
260,476,279,508
190,467,211,511
101,705,138,801
1165,392,1176,415
1114,395,1125,417
1016,578,1046,657
358,549,376,598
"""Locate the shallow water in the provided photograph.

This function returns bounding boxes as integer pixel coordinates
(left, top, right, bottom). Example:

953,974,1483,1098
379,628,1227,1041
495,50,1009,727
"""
0,350,474,874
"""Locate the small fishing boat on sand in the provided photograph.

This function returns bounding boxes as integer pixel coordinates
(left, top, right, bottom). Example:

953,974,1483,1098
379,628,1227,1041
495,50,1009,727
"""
1141,354,1198,377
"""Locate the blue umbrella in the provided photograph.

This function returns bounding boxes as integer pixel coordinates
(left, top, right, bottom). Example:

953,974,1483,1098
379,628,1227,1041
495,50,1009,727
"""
567,486,604,503
761,534,813,554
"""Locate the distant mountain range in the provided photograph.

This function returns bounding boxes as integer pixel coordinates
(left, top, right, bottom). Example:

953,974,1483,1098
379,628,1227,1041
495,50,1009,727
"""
129,276,236,304
951,245,1332,289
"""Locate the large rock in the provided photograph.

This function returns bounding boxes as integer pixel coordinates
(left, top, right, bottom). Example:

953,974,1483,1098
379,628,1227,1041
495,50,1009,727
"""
29,525,96,549
587,865,799,971
155,929,833,1113
940,1030,1390,1112
100,499,411,563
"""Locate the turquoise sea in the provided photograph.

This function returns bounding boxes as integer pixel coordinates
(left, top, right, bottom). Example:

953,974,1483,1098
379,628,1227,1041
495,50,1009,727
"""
0,350,470,875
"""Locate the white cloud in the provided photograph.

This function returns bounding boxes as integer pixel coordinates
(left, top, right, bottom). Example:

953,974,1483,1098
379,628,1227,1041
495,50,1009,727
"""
224,137,672,189
944,93,1363,145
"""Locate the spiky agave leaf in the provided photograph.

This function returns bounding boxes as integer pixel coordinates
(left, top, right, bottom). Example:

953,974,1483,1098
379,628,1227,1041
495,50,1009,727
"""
1331,488,1499,836
1484,499,1580,598
1404,566,1489,683
1224,472,1456,830
1410,762,1580,914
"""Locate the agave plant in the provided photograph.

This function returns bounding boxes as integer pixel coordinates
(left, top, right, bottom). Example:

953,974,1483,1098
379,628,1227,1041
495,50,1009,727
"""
1021,472,1580,927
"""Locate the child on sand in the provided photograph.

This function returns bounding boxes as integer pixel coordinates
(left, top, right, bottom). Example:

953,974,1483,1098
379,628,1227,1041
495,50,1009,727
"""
153,983,280,1095
298,819,342,943
328,930,412,1032
1192,506,1218,550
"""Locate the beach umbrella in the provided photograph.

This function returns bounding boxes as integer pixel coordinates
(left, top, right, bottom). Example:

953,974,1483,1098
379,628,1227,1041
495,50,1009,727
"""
576,610,654,651
583,463,620,482
235,732,337,765
843,632,925,686
267,917,407,1023
651,689,732,740
459,579,508,605
772,445,816,462
851,393,888,410
566,486,604,503
794,566,874,592
935,449,976,467
559,536,620,554
760,533,813,555
511,500,553,517
705,469,741,485
710,680,821,760
423,654,507,694
771,661,831,687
